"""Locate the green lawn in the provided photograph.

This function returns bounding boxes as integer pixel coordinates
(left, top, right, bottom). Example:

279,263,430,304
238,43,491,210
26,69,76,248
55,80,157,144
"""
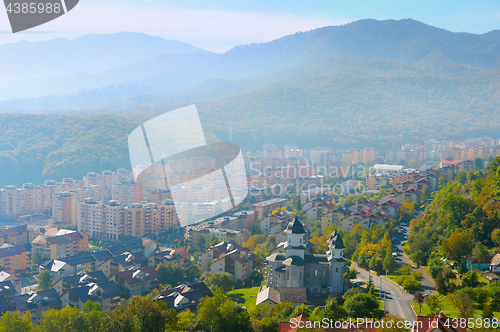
411,294,500,319
227,287,260,309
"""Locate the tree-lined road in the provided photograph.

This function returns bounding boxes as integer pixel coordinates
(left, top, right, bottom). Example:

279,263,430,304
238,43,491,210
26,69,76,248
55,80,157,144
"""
355,267,417,322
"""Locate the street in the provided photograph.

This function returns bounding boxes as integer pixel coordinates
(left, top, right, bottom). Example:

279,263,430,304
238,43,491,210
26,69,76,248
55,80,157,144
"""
355,267,416,322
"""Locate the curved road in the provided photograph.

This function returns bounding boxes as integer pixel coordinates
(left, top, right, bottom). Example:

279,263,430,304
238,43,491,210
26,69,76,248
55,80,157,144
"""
355,267,416,322
353,224,437,322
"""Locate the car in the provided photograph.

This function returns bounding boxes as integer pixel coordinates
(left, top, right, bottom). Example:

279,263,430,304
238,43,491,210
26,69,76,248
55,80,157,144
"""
259,262,268,266
422,293,429,297
392,252,398,257
404,235,408,239
392,237,396,241
400,222,407,226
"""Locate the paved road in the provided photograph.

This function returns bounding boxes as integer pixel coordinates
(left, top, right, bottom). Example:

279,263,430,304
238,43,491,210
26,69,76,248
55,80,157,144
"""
355,267,416,322
394,225,435,294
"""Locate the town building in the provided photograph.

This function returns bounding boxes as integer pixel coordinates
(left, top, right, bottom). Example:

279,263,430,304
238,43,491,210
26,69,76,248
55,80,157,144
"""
111,266,160,297
0,244,28,274
261,217,348,301
31,228,88,260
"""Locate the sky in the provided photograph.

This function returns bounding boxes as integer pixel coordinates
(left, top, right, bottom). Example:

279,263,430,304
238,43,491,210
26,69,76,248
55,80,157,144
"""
1,1,500,52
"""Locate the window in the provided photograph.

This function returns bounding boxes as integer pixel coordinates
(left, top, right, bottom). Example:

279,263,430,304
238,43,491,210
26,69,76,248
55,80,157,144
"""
336,268,338,272
323,270,326,278
315,270,317,277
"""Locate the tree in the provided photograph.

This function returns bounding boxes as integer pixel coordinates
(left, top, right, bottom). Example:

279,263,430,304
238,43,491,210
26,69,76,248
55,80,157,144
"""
349,267,357,279
455,171,467,185
482,302,494,319
156,262,186,287
194,234,206,251
250,222,262,235
36,270,51,291
175,310,196,331
343,293,379,318
383,250,398,274
435,272,447,294
323,298,348,320
37,306,84,332
291,304,311,318
413,292,424,313
32,248,42,267
101,296,177,332
196,288,251,332
204,272,234,292
492,229,500,247
424,294,441,316
0,311,33,332
449,291,474,320
399,199,416,224
441,231,473,262
474,158,483,171
473,242,490,264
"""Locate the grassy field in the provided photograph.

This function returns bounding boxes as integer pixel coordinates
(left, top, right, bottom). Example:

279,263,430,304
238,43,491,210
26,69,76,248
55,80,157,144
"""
411,295,500,319
227,287,260,309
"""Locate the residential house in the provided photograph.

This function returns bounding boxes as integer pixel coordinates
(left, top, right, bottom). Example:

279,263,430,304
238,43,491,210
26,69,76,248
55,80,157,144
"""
106,237,156,258
0,227,28,246
0,244,28,273
341,210,387,232
8,288,61,321
199,241,244,272
111,251,150,273
465,255,493,271
489,253,500,273
111,266,160,297
31,228,88,260
152,282,213,312
0,295,10,316
256,287,307,308
52,270,108,296
210,247,256,282
0,280,18,298
42,251,113,281
413,313,466,332
59,280,122,312
0,271,22,293
154,247,191,270
252,198,287,219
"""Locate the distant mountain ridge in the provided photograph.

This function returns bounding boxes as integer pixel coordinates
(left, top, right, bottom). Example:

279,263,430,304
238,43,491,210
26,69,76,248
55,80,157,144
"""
2,19,500,109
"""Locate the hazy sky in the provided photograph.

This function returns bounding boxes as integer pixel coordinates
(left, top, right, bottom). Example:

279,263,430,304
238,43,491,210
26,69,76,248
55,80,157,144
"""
1,0,499,52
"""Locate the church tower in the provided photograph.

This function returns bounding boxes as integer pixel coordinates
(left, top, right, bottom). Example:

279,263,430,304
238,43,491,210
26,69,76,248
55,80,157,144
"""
284,215,306,259
327,229,345,259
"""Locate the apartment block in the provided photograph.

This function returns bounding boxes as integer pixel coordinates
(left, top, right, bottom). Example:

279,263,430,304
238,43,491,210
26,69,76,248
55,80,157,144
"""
31,228,88,260
77,199,179,240
252,198,287,219
0,245,28,274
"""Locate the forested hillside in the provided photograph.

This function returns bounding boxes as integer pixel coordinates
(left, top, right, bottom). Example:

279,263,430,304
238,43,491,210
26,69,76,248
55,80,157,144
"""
406,158,500,266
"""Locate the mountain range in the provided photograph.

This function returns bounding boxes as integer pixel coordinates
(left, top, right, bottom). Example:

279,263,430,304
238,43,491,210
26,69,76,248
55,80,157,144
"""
1,19,500,186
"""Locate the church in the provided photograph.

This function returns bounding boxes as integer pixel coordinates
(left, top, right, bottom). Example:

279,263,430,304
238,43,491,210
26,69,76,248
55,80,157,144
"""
258,216,349,306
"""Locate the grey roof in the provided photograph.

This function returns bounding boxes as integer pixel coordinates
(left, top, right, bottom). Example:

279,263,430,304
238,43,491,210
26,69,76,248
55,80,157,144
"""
267,253,286,262
62,271,108,288
106,238,143,256
46,232,84,245
283,256,306,267
275,265,286,272
10,288,61,311
68,280,122,302
0,295,10,315
91,250,113,262
284,216,306,234
304,254,329,264
58,252,98,266
113,251,148,268
0,281,17,297
327,229,346,249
